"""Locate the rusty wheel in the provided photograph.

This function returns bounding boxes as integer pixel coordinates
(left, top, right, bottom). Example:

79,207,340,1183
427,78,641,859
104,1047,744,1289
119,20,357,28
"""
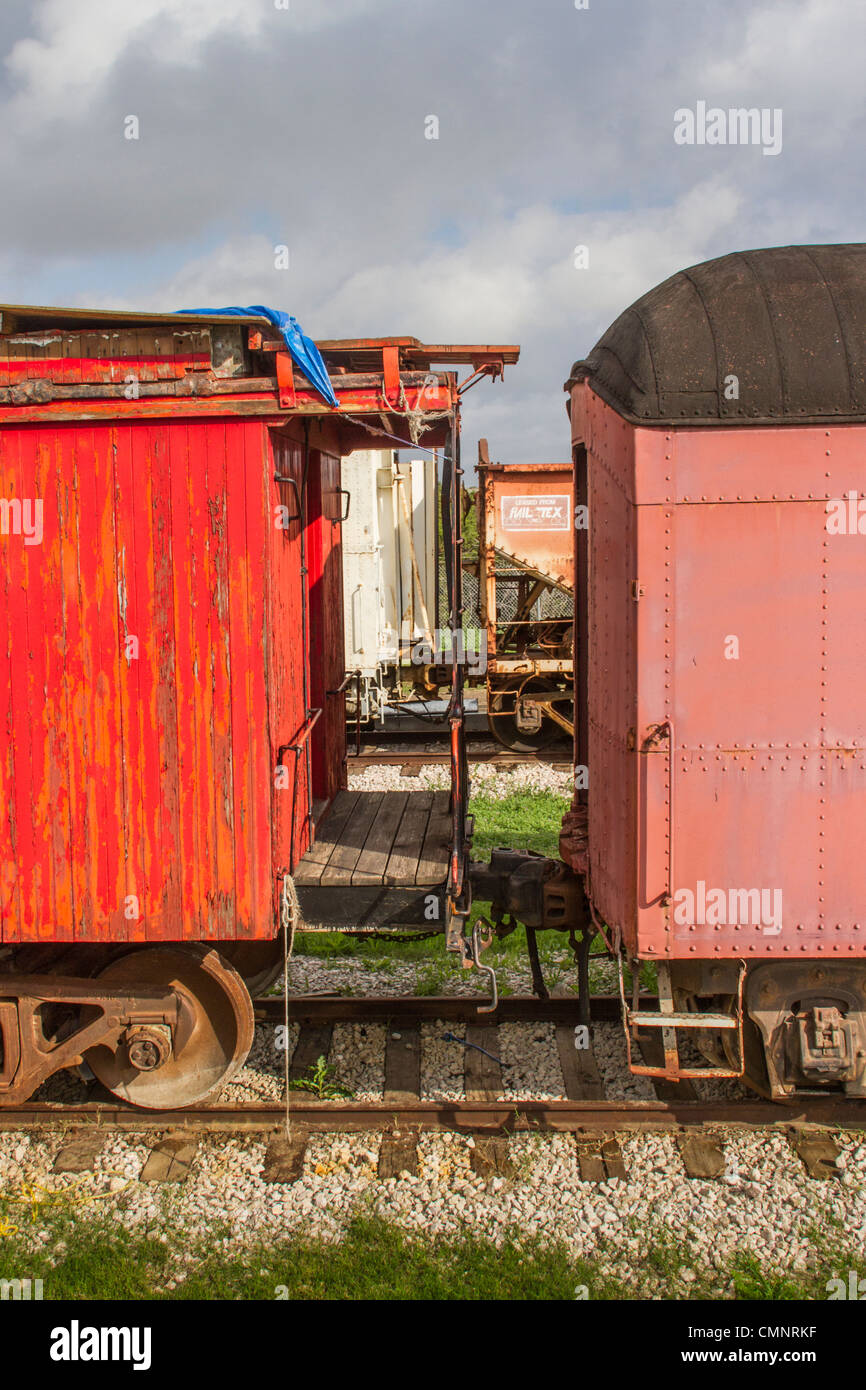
488,676,571,753
84,944,254,1109
218,938,284,998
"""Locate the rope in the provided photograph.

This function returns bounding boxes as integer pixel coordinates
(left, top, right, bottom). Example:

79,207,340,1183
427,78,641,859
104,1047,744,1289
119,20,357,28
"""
280,872,299,1139
391,379,453,446
340,384,453,453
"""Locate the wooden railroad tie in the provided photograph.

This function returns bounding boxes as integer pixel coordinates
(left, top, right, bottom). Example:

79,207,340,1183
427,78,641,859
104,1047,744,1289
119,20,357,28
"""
377,1132,420,1179
262,1128,310,1184
677,1131,726,1180
793,1131,842,1180
140,1130,198,1183
574,1135,627,1183
53,1128,107,1174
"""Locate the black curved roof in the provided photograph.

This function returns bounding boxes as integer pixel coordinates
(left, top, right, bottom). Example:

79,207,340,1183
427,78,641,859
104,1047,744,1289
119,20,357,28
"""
566,244,866,425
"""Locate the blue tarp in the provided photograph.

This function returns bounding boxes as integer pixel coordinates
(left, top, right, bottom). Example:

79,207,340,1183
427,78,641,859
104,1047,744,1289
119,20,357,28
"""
177,305,338,408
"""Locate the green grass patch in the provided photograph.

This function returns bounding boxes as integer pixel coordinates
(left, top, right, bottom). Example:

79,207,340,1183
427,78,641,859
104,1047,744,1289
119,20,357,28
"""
0,1213,602,1301
469,789,568,861
1,1209,863,1301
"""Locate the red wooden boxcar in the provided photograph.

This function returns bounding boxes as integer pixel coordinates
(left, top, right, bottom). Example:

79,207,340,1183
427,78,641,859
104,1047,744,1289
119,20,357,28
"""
562,244,866,1098
0,306,517,1106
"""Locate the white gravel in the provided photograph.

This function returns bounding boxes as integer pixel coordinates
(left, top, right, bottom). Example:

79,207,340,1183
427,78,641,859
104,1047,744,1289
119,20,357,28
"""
496,1022,565,1100
219,1022,298,1104
348,761,573,799
591,1022,657,1101
420,1022,465,1100
330,1023,386,1100
2,1124,865,1296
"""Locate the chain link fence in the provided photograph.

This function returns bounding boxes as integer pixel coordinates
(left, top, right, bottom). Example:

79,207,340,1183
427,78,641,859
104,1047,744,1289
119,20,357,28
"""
439,558,572,629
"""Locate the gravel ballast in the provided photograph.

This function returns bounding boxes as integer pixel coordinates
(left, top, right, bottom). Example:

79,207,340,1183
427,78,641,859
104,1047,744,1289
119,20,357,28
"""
2,1125,864,1297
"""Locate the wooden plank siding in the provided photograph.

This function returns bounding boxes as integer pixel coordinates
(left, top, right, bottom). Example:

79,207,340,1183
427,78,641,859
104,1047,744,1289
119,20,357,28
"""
0,414,330,944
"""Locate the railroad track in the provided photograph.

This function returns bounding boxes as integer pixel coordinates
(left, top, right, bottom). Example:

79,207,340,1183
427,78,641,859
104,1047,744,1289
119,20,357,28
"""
348,732,572,771
3,996,865,1143
349,746,572,771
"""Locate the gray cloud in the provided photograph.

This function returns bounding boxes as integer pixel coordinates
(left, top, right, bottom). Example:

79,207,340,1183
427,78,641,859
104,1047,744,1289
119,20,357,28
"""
0,0,863,458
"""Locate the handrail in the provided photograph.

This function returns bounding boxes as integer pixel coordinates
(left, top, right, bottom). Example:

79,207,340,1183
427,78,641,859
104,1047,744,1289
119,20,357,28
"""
278,708,323,874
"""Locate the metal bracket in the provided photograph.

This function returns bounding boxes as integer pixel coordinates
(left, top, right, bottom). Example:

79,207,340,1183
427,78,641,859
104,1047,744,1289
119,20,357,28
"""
333,487,351,522
276,351,296,409
470,917,498,1014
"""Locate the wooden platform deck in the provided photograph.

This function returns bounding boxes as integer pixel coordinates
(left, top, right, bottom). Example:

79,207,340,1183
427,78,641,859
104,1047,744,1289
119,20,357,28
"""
294,790,452,889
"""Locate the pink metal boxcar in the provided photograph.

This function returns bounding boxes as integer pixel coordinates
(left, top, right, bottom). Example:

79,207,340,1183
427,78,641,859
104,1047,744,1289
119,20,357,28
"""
561,245,866,1099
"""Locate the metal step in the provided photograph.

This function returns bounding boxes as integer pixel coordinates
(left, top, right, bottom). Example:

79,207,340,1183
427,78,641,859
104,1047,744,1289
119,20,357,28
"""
627,1010,738,1030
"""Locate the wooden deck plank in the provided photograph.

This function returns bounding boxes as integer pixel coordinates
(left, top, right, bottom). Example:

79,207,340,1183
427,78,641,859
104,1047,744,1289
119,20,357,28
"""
320,793,384,885
415,790,452,886
384,791,434,885
293,791,361,884
298,790,452,890
352,792,409,884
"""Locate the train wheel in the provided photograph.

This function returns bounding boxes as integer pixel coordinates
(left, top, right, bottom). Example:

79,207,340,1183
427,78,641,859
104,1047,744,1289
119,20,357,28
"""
488,677,571,753
85,944,255,1109
217,938,285,998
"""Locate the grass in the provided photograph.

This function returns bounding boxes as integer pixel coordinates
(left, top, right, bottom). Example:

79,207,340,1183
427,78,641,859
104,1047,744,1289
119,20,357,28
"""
0,1213,600,1301
1,1209,863,1301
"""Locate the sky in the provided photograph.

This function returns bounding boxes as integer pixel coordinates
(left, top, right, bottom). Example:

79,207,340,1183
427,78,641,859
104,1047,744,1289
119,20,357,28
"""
0,0,863,463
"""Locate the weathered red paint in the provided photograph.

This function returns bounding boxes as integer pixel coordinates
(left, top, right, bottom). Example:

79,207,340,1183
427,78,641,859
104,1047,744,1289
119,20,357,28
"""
0,410,344,945
0,354,212,385
305,447,346,808
0,311,517,948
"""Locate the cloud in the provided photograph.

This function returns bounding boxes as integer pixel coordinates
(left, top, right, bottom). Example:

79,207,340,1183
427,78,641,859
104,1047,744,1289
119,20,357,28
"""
115,175,767,460
0,0,863,459
4,0,390,117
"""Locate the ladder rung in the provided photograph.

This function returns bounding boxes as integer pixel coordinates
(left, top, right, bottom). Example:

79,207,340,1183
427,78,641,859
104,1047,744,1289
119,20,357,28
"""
628,1010,738,1030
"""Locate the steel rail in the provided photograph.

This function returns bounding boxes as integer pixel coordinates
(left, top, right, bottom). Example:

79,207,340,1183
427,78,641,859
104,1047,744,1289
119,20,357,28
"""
349,748,573,769
251,994,626,1023
2,1097,865,1133
3,997,865,1134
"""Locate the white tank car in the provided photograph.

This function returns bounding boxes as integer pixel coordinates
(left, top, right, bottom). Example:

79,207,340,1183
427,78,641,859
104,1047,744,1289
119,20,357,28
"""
341,449,439,723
